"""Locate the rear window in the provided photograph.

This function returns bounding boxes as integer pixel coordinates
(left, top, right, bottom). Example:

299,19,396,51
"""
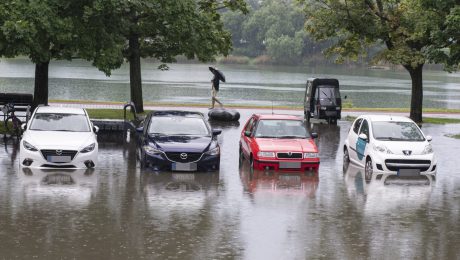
318,86,340,99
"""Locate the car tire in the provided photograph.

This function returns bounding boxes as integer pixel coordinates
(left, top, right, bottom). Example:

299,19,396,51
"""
238,145,244,167
305,112,311,123
365,157,373,182
249,156,255,176
343,147,350,172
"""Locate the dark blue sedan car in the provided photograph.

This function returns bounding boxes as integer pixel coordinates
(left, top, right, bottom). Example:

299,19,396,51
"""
137,111,221,171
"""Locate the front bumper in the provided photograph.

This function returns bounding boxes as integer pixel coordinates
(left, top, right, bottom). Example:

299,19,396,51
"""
254,158,320,172
19,147,98,169
371,153,437,180
143,152,220,172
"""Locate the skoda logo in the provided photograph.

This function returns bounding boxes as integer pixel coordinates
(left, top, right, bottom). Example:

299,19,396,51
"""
288,152,292,156
180,153,188,160
56,150,63,155
403,150,412,156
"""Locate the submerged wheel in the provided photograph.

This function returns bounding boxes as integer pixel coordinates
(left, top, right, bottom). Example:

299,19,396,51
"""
238,145,244,167
305,112,311,122
343,148,350,172
365,158,373,182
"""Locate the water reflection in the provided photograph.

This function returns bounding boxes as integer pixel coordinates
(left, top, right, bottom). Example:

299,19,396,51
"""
239,159,318,197
310,122,341,159
343,164,433,215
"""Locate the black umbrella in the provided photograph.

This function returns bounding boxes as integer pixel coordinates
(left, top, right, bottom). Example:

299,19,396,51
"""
209,67,225,82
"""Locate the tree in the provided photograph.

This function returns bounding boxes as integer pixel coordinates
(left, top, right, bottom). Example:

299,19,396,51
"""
111,0,248,112
0,0,124,108
299,0,460,122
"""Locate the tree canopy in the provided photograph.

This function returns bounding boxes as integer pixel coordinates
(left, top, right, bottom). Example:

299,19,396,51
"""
298,0,460,122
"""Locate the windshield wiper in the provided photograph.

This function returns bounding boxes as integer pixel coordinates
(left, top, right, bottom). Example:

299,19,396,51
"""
279,135,306,139
256,135,279,138
321,90,333,102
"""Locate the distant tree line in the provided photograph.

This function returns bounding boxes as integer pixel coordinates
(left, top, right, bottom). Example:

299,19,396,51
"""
0,0,248,112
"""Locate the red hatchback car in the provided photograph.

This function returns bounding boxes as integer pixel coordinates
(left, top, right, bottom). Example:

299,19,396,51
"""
239,114,320,172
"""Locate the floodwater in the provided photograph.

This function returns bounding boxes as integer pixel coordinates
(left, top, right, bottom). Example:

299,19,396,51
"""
1,58,460,109
1,109,460,259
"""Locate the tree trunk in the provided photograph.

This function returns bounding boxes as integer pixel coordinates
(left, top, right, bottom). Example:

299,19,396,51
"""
32,61,50,109
129,33,144,113
404,64,424,123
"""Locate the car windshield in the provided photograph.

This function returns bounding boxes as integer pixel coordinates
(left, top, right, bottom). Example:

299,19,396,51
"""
372,121,425,141
319,86,340,99
29,113,91,132
148,116,210,135
254,119,309,138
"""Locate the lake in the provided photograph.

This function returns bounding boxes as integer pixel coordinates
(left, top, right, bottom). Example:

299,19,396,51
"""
1,58,460,109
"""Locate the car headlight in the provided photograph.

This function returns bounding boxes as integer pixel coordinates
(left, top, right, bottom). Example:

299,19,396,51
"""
23,141,38,152
80,143,96,153
257,151,275,158
336,106,341,110
373,144,393,154
320,107,327,110
205,146,220,156
304,152,319,158
143,145,163,155
421,144,433,155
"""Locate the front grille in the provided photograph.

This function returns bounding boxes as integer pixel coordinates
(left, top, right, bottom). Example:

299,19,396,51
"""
385,159,431,172
165,152,202,163
277,152,303,159
41,150,78,162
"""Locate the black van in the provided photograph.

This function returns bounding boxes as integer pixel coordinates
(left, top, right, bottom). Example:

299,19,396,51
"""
303,78,342,124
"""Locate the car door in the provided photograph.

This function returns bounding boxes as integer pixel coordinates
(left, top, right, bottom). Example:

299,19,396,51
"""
348,118,363,162
241,116,257,158
356,119,370,163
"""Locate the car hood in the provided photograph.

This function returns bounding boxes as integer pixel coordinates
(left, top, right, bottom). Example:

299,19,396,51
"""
149,135,212,153
255,138,317,152
24,131,95,150
375,140,429,155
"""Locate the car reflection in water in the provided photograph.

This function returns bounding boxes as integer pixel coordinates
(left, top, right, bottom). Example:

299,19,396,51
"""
239,159,318,197
343,163,433,215
140,172,220,223
17,167,96,208
310,122,341,160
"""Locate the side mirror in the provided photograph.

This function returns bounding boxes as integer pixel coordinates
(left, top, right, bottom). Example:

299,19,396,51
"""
21,123,27,131
358,133,368,141
136,127,144,133
212,129,222,136
93,125,99,133
344,95,347,99
311,132,318,139
244,131,251,137
426,135,432,142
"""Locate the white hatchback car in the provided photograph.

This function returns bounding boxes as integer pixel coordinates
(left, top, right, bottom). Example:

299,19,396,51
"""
19,106,98,169
343,115,436,181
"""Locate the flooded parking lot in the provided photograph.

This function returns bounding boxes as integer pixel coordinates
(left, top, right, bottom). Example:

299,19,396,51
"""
1,109,460,259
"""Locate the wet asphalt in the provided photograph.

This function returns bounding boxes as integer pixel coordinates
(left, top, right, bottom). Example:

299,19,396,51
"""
1,108,460,259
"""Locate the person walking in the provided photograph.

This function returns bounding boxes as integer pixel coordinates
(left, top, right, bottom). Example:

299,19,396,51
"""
209,67,225,109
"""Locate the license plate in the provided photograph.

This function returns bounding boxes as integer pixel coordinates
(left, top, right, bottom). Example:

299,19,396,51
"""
398,169,421,177
172,162,197,172
279,162,301,169
47,155,71,163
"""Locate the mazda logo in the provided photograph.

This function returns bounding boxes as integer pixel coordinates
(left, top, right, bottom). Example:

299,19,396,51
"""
403,150,412,156
56,150,63,155
180,153,188,160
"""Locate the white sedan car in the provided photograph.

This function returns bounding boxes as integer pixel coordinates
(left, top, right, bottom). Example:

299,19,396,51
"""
19,106,98,169
343,115,436,182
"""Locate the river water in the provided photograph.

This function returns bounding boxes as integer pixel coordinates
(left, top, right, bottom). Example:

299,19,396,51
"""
1,58,460,109
1,108,460,259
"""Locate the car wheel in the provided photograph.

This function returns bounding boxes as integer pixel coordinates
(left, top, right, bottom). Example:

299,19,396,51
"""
305,112,311,123
365,158,373,182
249,156,255,176
343,147,350,172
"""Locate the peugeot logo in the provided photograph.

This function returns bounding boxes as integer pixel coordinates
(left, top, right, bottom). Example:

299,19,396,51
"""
180,153,188,160
403,150,412,156
56,150,63,155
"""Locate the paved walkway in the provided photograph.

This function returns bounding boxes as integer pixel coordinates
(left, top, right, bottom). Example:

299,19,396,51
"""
49,102,460,120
